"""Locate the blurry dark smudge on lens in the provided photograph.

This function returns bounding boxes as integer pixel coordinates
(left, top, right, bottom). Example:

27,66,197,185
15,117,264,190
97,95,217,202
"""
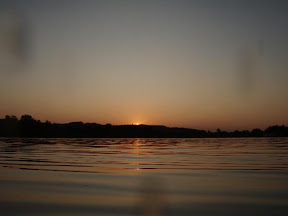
238,40,264,95
140,176,166,216
0,10,28,73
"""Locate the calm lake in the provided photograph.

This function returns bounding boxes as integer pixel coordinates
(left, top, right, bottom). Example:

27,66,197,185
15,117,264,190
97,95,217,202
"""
0,137,288,215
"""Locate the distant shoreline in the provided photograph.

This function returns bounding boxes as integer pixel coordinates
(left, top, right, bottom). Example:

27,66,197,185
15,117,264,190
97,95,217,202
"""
1,136,287,139
1,115,288,138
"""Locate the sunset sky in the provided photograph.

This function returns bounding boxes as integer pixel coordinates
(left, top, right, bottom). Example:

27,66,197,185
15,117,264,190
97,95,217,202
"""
0,0,288,131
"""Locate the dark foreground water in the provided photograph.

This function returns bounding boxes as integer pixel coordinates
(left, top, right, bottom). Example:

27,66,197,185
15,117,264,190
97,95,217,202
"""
0,138,288,216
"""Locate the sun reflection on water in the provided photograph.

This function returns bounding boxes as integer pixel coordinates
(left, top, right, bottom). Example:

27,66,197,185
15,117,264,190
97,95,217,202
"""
133,139,141,172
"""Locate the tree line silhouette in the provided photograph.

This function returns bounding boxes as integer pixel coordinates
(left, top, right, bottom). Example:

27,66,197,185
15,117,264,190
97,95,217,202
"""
0,115,287,138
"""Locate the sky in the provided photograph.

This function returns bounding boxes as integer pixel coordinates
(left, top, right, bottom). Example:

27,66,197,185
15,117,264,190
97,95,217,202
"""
0,0,288,131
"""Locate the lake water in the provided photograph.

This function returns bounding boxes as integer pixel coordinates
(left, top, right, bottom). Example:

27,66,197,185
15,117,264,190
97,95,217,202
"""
0,137,288,215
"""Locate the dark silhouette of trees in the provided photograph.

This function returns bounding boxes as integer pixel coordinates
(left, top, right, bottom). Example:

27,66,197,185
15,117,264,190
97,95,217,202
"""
0,114,287,138
1,115,19,136
265,125,288,137
20,114,34,122
251,128,264,137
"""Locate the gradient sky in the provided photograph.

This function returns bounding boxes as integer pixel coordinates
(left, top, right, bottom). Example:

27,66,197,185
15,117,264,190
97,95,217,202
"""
0,0,288,131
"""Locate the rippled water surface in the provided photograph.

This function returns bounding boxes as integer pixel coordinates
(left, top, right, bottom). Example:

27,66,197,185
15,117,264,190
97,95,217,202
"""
1,138,288,215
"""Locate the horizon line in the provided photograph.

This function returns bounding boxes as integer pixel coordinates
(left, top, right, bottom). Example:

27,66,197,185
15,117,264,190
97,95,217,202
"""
1,114,287,133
